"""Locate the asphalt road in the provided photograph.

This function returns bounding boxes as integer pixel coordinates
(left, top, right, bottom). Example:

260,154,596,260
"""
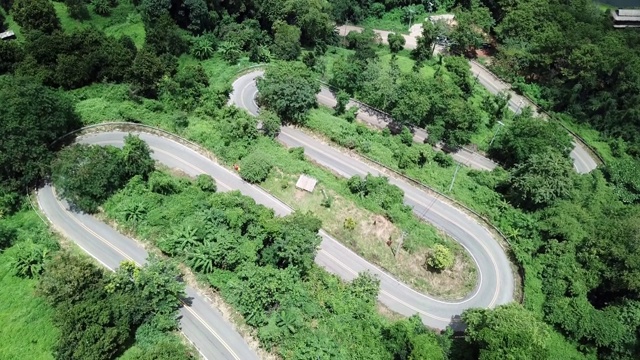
232,73,515,326
336,25,598,174
37,135,262,360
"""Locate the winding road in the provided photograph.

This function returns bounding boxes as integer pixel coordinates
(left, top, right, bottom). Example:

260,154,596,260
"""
35,61,530,358
38,120,514,358
232,71,514,313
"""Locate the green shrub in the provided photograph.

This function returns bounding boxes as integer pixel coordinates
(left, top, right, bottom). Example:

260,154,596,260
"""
426,244,454,271
433,151,454,168
239,152,273,183
343,217,356,230
195,174,217,193
288,147,305,160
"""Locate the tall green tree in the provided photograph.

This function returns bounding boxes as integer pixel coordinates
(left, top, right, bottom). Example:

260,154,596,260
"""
444,55,473,95
11,0,61,34
122,134,156,180
462,303,552,360
489,111,573,168
0,76,80,197
507,149,574,210
428,98,482,148
52,144,127,213
128,47,167,98
271,21,302,61
388,32,406,54
256,61,320,124
412,21,438,61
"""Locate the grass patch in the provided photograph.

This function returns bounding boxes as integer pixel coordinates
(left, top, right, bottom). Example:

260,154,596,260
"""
54,1,145,48
358,8,452,34
0,212,58,360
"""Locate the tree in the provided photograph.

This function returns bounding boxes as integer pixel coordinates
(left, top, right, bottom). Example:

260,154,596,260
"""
218,41,242,64
258,110,281,138
260,211,321,276
11,0,61,34
329,54,364,95
0,37,23,75
426,244,454,271
129,47,166,98
349,272,380,305
508,149,574,210
462,304,552,360
139,0,170,20
38,252,106,306
335,90,350,115
256,61,320,124
428,98,482,148
489,111,573,168
444,55,473,95
65,0,90,20
388,32,406,54
52,144,127,213
159,64,210,110
271,21,301,61
412,21,438,61
195,174,216,193
122,134,155,180
191,35,215,60
239,151,273,183
92,0,112,16
0,76,80,196
144,14,188,56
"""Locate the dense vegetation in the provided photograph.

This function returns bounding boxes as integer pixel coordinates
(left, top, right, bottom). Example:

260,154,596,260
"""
104,169,450,358
1,0,639,359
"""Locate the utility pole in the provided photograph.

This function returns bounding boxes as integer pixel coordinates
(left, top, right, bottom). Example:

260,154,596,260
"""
489,120,505,147
448,163,461,193
395,231,407,258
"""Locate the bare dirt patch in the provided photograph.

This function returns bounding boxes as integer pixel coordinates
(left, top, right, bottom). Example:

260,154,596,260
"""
262,171,477,300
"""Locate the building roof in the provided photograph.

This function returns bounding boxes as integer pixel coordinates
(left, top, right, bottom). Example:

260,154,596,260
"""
619,9,640,16
611,9,640,27
295,174,318,193
0,30,15,40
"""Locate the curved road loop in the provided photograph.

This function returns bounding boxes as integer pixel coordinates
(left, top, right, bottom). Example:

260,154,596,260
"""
39,123,513,360
336,24,598,174
232,72,514,318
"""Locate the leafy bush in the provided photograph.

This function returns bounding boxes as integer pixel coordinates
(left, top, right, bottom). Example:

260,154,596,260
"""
191,35,216,60
10,241,52,278
347,174,405,212
195,174,217,193
433,151,454,168
343,217,357,230
426,244,454,271
92,0,111,16
399,126,413,146
239,152,273,183
288,147,305,160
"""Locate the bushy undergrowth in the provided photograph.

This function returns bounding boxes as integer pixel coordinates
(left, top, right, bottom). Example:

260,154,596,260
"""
103,171,447,359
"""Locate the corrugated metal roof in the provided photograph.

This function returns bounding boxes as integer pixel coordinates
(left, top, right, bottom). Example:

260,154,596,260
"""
619,9,640,16
295,174,318,193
